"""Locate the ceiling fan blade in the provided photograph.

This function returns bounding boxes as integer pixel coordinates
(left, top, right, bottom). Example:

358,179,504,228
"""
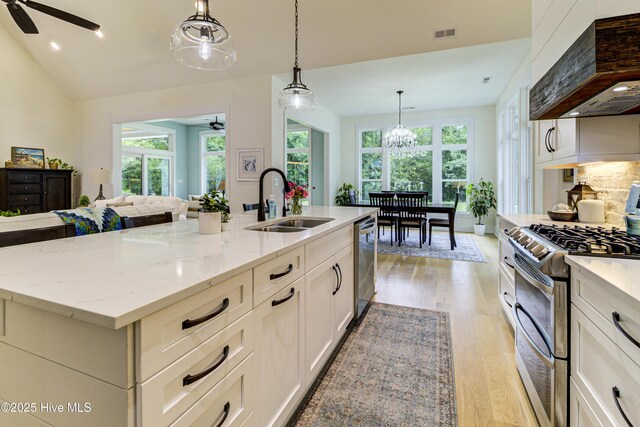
20,0,99,31
6,2,38,34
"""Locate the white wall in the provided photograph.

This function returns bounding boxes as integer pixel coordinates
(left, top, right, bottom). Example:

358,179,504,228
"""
340,106,497,232
0,24,78,173
80,75,273,213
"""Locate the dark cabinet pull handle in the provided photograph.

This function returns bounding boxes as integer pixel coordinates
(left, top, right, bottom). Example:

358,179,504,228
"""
504,256,515,269
182,298,230,330
213,402,231,427
270,264,293,280
612,386,634,427
612,312,640,349
182,345,229,386
549,127,556,152
544,128,552,153
502,292,513,308
336,263,343,289
272,288,295,306
332,264,342,295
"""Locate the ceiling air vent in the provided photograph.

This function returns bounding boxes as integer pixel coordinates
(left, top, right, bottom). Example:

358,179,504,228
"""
434,28,456,39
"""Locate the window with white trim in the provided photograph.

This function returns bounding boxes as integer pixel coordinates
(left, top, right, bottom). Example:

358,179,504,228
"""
357,119,472,211
286,127,311,204
200,130,227,194
121,126,175,196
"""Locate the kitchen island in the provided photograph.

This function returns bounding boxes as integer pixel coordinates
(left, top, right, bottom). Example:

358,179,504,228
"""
0,206,378,427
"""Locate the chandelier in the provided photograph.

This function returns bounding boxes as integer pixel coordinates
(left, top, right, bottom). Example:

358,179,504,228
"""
383,91,417,151
278,0,316,111
170,0,236,70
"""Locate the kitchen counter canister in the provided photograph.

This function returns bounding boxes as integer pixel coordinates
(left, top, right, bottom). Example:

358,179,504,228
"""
0,206,378,329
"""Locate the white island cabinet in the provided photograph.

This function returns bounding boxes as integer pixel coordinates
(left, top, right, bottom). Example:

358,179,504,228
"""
0,206,377,427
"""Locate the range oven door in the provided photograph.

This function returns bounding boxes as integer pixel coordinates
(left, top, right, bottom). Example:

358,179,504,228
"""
512,254,567,427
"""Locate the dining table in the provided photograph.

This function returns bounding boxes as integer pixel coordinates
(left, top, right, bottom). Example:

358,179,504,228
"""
347,202,457,248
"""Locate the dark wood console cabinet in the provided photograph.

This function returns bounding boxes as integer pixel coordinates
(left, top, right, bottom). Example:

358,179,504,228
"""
0,168,73,214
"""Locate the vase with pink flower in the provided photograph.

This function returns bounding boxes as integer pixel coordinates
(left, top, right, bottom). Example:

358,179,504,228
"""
285,182,308,215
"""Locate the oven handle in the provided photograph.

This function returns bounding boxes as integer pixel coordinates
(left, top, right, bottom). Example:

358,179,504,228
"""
514,255,554,296
512,302,556,368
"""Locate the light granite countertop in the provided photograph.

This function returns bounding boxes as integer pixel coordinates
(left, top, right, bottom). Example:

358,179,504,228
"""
565,255,640,304
498,213,622,230
0,206,377,329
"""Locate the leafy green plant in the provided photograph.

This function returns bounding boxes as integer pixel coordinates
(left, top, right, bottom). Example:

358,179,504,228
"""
78,195,91,207
199,190,231,222
46,157,77,175
335,183,358,206
466,179,497,225
0,209,20,217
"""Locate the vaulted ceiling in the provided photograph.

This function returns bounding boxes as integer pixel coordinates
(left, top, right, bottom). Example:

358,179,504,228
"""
0,0,531,100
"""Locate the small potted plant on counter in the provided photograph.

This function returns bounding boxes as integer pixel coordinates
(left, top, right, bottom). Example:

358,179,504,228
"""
335,183,358,206
218,191,232,231
198,189,227,234
467,178,497,236
47,157,62,169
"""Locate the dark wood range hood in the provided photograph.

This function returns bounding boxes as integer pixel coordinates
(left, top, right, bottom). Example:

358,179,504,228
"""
530,13,640,120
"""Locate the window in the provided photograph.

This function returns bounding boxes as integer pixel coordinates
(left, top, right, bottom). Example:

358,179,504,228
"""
357,119,472,211
121,128,175,196
200,130,227,193
286,128,311,204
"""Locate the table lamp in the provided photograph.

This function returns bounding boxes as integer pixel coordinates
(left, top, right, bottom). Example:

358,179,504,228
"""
91,168,113,201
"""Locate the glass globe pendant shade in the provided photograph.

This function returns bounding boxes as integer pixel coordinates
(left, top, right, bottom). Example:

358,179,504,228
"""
278,68,315,111
170,1,236,71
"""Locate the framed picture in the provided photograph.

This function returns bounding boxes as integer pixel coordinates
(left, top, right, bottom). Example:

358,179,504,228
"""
563,168,574,182
11,146,45,169
236,149,264,181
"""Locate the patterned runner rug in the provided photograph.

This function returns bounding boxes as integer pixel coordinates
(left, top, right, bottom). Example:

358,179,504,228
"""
364,231,486,263
290,303,458,427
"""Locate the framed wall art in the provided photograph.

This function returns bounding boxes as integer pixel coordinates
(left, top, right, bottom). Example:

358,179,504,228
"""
236,149,263,181
11,147,45,169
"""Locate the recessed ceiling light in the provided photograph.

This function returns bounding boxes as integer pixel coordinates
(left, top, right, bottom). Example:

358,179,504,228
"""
95,29,104,39
49,41,61,51
569,111,580,116
613,86,629,92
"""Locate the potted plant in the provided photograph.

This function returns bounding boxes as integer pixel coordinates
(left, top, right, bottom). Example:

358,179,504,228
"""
198,190,226,234
335,183,358,206
47,157,62,169
466,178,497,236
0,209,20,217
217,191,232,231
285,182,309,215
78,195,91,207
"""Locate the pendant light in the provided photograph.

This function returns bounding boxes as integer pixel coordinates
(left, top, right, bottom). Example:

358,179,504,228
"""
171,0,236,70
278,0,316,111
383,91,417,151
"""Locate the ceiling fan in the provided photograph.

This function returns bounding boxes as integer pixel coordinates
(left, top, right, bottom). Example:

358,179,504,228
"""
209,116,224,131
2,0,100,34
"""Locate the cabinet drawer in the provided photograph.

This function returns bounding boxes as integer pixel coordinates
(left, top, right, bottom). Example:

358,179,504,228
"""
498,269,515,331
305,225,353,271
571,305,640,427
7,205,41,215
170,355,255,427
8,183,41,195
572,269,640,364
137,270,252,382
570,378,606,427
253,247,305,307
7,172,40,184
0,342,132,427
139,313,253,427
9,194,40,206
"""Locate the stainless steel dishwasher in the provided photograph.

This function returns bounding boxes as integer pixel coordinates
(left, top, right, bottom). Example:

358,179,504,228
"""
354,215,377,320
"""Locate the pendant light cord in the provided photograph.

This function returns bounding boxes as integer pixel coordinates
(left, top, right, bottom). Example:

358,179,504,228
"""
294,0,299,68
398,91,403,125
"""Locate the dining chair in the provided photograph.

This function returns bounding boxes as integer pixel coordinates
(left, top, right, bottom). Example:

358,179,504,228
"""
428,192,460,250
348,190,357,205
0,223,76,248
120,212,173,229
396,192,427,248
369,192,398,245
243,203,261,212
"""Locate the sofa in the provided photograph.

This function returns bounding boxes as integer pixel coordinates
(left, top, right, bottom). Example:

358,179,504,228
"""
0,195,189,233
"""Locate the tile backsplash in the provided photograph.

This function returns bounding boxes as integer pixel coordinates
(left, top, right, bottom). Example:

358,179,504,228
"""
576,162,640,226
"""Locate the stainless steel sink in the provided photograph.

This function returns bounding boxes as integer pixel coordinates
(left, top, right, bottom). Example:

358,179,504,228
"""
275,218,333,228
250,226,308,233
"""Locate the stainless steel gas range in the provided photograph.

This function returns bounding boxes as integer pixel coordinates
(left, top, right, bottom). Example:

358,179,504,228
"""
506,224,640,427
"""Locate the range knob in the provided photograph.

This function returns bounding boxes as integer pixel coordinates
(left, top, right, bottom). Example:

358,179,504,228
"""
518,235,531,245
507,227,519,237
526,241,539,252
536,248,550,259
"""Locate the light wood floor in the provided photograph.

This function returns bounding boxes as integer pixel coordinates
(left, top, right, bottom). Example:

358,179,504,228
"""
373,233,539,427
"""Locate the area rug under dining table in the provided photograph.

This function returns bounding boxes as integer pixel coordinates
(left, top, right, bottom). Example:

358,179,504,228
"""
364,230,486,263
289,302,458,427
